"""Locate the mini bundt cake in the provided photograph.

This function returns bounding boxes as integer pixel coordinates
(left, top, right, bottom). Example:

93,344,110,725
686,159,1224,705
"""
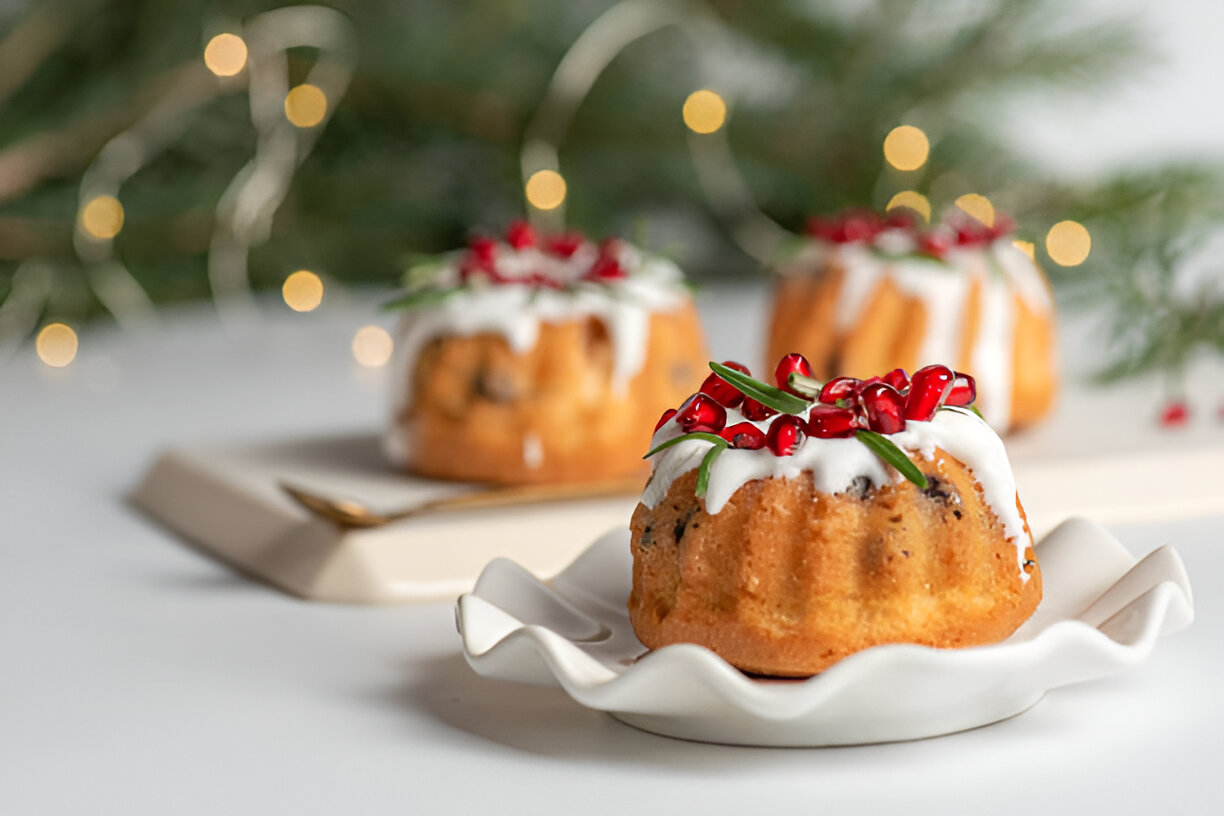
629,354,1042,676
767,208,1058,432
385,221,708,484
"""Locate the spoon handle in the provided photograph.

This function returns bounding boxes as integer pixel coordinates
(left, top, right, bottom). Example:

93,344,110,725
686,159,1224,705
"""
386,475,646,520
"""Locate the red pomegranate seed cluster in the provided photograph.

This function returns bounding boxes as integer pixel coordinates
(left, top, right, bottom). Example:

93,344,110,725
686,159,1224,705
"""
655,356,979,459
805,207,1016,260
457,221,627,286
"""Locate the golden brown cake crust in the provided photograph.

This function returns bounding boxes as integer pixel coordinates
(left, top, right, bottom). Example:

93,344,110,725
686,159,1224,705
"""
394,303,708,484
628,450,1041,676
766,263,1058,430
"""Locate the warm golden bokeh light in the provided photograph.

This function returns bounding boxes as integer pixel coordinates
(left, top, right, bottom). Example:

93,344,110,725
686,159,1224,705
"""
352,325,393,368
682,89,727,134
1046,220,1092,266
80,195,125,239
282,270,324,312
204,33,247,77
284,84,328,128
36,323,78,368
885,190,931,222
955,193,995,228
1013,240,1036,261
525,169,567,210
883,125,929,172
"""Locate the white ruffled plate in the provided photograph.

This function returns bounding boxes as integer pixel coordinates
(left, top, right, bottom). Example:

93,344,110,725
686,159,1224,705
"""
456,517,1194,746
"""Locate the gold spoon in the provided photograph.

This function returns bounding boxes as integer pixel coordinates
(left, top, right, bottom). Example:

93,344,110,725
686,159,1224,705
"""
279,475,645,529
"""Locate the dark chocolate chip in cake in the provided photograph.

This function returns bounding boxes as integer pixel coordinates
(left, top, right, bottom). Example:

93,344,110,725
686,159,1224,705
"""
847,475,873,500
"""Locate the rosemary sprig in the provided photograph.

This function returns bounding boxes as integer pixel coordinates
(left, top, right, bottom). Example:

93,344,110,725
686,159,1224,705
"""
787,372,823,399
382,287,459,311
642,431,726,459
695,441,727,498
855,430,929,490
401,256,449,288
709,362,809,414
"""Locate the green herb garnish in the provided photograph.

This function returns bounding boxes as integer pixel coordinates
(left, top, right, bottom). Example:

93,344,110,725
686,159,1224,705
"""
642,431,726,459
401,256,448,288
709,361,809,414
695,441,727,498
787,372,823,399
382,287,459,311
855,429,929,490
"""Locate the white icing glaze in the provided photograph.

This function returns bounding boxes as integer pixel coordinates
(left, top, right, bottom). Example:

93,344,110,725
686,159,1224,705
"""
385,241,691,433
781,236,1052,432
643,406,1032,580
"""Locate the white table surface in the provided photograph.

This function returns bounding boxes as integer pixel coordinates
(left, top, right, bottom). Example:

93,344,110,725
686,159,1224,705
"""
3,286,1221,815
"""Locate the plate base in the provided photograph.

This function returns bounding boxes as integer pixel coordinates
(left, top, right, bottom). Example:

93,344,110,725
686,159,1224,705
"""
610,693,1045,747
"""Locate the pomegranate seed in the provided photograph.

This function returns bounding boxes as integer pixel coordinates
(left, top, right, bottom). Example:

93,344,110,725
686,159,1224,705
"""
719,422,766,450
586,257,626,281
806,216,839,242
918,232,952,260
774,353,814,396
955,223,989,246
905,364,955,421
946,372,977,406
805,405,859,438
766,415,806,456
853,375,883,394
988,215,1015,240
1160,402,1189,428
883,210,916,230
837,213,878,243
859,382,907,434
741,398,777,422
598,237,625,258
882,368,910,392
699,361,750,408
676,393,727,433
653,408,677,432
819,376,861,404
505,220,536,249
468,236,497,264
546,233,584,258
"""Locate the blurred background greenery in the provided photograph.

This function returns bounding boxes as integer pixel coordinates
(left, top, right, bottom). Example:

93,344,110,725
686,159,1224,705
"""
1,0,1221,381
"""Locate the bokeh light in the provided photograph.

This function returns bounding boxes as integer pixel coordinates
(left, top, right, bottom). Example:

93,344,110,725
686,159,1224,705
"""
955,193,995,228
525,169,567,210
285,84,328,128
1013,240,1036,260
885,190,931,222
1046,220,1092,266
80,195,125,239
682,89,727,134
204,33,247,77
282,270,324,312
352,325,393,367
883,125,929,172
36,323,78,368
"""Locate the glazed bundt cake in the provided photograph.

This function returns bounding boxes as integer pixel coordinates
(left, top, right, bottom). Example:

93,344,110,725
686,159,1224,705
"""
629,354,1042,676
384,221,708,484
767,208,1058,432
